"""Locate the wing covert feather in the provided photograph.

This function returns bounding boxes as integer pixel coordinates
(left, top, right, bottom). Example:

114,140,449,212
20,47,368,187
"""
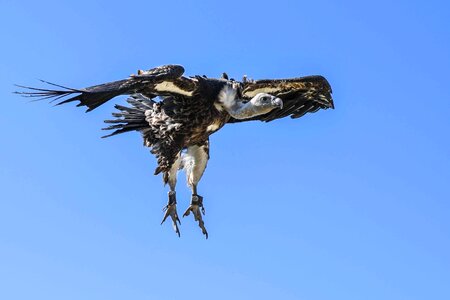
228,75,333,123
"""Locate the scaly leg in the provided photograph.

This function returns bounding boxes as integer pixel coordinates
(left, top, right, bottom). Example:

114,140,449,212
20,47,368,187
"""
160,152,182,236
161,190,180,236
181,141,209,239
183,184,208,238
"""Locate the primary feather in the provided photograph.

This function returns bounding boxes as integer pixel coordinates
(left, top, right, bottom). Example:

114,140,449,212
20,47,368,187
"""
16,64,334,237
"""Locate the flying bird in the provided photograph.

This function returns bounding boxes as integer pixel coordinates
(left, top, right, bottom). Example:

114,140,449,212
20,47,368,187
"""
16,65,334,238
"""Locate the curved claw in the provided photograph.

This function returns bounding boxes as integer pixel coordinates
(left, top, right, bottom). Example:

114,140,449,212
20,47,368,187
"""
198,220,208,239
161,203,181,237
161,192,181,237
183,195,208,239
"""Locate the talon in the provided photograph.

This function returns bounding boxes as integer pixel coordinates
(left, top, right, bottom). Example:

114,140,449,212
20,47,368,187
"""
161,191,181,237
183,194,208,238
198,219,208,239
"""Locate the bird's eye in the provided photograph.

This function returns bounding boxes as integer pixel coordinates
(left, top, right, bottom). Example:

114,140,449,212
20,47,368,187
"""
261,96,268,102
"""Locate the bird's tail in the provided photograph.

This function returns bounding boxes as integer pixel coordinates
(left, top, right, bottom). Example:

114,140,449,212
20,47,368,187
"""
102,94,155,138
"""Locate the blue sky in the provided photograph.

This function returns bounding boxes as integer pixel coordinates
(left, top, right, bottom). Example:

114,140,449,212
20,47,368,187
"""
1,0,449,299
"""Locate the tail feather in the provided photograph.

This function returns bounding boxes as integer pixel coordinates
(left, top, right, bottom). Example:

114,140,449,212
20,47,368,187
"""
101,94,154,138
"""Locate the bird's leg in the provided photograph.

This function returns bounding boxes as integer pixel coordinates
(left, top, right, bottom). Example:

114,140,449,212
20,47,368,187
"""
161,189,181,237
183,184,208,238
160,153,182,237
181,142,209,239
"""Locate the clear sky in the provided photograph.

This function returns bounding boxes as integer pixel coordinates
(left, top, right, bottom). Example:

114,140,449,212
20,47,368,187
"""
1,0,449,299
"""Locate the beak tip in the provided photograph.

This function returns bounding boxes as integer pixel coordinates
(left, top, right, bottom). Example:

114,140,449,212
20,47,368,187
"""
273,97,283,109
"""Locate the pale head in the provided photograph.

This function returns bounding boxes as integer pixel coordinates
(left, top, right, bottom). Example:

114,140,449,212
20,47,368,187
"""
250,93,283,113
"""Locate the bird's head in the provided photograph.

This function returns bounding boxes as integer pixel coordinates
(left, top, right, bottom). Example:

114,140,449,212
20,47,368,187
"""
218,87,283,119
250,93,283,113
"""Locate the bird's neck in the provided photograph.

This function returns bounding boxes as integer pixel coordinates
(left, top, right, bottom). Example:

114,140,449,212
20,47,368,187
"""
226,101,262,119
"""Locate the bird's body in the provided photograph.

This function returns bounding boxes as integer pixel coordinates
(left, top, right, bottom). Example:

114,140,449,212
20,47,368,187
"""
17,65,334,238
135,77,232,176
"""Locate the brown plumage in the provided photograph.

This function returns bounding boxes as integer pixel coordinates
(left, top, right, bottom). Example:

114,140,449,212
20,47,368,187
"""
16,64,334,238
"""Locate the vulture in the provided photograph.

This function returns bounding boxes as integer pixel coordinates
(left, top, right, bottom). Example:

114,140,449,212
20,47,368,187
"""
16,65,334,238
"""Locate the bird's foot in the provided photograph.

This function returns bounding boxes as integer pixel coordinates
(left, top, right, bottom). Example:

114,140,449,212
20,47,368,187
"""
183,194,208,239
161,191,181,237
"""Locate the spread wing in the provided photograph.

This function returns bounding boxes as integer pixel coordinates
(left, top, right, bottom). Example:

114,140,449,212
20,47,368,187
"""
15,65,197,112
228,75,333,123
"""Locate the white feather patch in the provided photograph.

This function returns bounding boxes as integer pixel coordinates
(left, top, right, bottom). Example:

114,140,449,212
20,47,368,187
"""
206,121,221,132
214,102,224,112
217,85,238,110
167,153,181,187
182,145,208,187
154,81,193,96
243,87,281,98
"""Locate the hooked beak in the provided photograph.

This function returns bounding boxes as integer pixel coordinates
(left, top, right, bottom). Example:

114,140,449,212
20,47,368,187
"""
272,97,283,109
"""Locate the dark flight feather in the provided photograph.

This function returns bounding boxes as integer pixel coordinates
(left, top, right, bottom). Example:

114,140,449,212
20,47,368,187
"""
16,65,334,177
15,65,188,112
228,75,333,123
